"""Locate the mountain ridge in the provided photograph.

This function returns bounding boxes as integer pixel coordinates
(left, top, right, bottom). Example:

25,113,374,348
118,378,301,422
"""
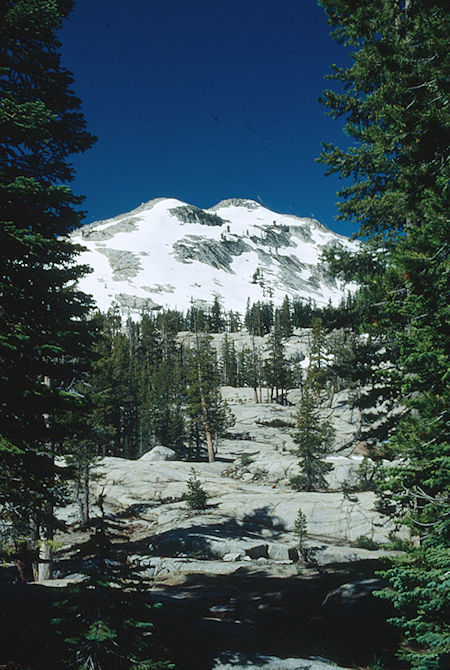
71,197,357,315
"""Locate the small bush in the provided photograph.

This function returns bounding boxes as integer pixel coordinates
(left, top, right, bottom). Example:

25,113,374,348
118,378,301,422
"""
290,474,307,491
386,532,412,552
294,509,307,549
293,508,319,565
356,456,382,491
239,453,254,467
185,469,208,510
352,535,381,550
256,418,295,428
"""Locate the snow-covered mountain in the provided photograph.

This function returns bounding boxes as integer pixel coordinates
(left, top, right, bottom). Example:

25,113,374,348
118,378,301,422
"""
72,197,356,315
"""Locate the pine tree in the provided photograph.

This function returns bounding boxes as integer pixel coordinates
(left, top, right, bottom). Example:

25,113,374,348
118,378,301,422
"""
264,318,291,404
185,335,233,462
60,315,117,525
0,0,95,580
220,334,238,386
318,1,449,665
306,317,328,398
209,296,225,332
238,340,263,403
278,295,293,337
52,495,174,670
290,387,335,492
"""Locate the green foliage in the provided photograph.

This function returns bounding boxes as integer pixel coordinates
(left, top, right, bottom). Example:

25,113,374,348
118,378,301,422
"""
220,333,239,386
185,334,233,460
368,657,386,670
263,317,292,404
278,295,293,337
237,340,263,399
290,387,335,491
352,535,381,551
0,0,96,565
256,417,295,428
52,499,174,669
377,546,450,670
356,456,382,492
184,301,240,333
239,453,254,467
185,469,208,510
244,300,274,335
294,508,307,550
318,1,450,665
318,0,448,238
293,508,319,564
306,317,328,395
85,309,187,460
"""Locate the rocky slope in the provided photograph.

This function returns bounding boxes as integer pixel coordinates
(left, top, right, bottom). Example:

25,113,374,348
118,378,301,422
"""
71,198,357,315
77,386,397,577
53,381,403,669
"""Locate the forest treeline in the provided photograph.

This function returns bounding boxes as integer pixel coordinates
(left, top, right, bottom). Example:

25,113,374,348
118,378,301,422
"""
142,292,358,336
79,304,341,461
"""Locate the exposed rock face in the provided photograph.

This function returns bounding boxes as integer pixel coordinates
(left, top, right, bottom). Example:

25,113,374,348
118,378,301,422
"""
322,578,386,611
172,235,251,272
52,380,403,670
113,293,159,310
169,205,227,226
71,197,357,316
97,248,142,280
81,216,141,241
84,383,402,583
210,198,261,211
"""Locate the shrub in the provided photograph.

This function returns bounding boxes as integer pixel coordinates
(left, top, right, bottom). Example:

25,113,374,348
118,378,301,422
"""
289,474,307,491
294,508,307,549
185,469,208,510
256,418,296,428
352,535,381,550
239,453,254,467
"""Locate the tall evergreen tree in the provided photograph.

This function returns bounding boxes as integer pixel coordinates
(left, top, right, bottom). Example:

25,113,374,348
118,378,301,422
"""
238,339,263,403
318,1,449,666
264,318,292,404
185,334,232,462
0,0,95,579
209,295,225,332
220,333,238,386
306,317,328,397
290,387,335,492
277,295,293,337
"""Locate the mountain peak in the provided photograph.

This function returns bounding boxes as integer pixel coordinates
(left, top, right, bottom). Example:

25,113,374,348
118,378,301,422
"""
72,197,356,316
209,198,261,211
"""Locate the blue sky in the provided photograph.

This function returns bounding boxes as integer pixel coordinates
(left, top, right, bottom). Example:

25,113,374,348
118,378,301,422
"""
60,0,356,237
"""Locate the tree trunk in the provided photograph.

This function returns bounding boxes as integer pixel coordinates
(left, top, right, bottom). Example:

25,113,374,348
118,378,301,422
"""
327,376,336,408
15,542,35,583
38,494,54,581
38,526,53,582
77,461,90,527
197,362,215,463
38,376,54,581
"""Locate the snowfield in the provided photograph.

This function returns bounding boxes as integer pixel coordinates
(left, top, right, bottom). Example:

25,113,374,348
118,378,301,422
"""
71,197,357,315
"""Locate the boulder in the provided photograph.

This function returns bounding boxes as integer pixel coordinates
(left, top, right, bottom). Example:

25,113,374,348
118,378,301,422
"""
245,544,269,559
322,578,386,611
223,552,243,562
267,543,299,562
139,446,177,461
212,654,353,669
